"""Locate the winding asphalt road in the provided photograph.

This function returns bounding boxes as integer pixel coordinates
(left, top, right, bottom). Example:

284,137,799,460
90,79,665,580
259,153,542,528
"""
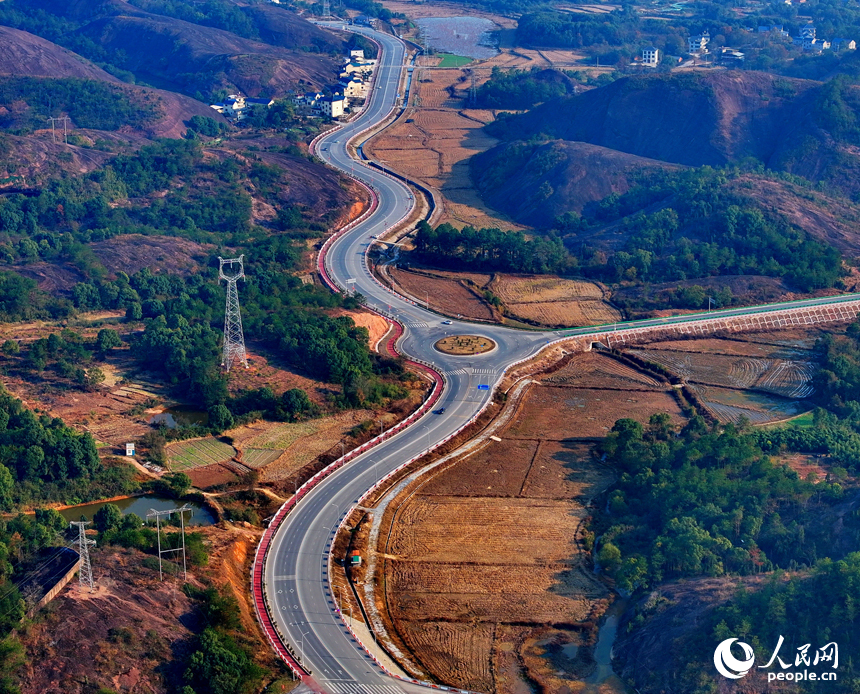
263,25,860,694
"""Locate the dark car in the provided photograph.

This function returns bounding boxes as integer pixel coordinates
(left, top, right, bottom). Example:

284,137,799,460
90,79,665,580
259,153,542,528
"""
434,407,446,415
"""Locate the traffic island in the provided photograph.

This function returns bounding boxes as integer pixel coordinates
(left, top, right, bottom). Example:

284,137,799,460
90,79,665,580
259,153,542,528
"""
434,335,496,355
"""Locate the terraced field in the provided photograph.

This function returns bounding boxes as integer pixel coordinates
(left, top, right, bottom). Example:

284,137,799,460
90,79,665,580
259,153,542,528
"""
167,438,237,471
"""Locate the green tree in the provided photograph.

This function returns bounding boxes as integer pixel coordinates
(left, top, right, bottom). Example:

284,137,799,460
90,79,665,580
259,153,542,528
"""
164,472,192,498
94,503,123,533
96,329,122,354
207,404,234,432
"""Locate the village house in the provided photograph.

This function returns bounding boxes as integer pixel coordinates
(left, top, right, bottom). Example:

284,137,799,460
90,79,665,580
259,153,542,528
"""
832,38,857,50
209,94,274,120
318,94,348,118
689,30,710,54
339,74,367,99
641,46,660,66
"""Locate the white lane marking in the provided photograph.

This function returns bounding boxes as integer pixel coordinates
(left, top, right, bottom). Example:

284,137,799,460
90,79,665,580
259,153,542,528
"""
324,683,406,694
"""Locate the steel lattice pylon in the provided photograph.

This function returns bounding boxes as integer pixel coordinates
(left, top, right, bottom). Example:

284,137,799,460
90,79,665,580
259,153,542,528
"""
219,255,248,371
69,521,96,591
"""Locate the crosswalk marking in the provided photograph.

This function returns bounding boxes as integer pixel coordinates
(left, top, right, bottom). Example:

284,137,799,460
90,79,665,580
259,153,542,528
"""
447,367,495,376
448,368,468,376
324,682,405,694
403,321,427,328
472,368,495,374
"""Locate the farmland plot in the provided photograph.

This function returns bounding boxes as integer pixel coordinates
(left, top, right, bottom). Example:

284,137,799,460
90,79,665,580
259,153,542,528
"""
167,438,236,471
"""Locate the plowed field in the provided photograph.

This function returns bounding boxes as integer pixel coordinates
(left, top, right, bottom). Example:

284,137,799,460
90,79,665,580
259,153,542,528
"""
388,267,497,321
378,351,678,692
629,334,817,424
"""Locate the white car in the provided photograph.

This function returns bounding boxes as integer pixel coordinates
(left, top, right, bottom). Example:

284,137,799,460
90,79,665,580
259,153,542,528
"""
442,320,452,325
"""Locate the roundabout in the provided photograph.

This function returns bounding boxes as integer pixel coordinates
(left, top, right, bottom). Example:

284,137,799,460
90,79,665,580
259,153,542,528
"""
433,334,497,355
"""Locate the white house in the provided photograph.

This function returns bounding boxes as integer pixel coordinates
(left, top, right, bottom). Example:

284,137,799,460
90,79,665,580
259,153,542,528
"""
832,38,857,50
689,30,710,53
349,49,365,60
319,94,348,118
642,46,660,66
339,74,367,99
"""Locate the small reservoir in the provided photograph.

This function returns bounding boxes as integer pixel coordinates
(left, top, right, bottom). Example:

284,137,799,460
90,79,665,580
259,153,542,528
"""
59,494,216,526
415,17,499,59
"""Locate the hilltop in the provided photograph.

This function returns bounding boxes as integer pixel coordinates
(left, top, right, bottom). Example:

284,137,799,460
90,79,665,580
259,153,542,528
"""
472,71,860,260
0,0,346,98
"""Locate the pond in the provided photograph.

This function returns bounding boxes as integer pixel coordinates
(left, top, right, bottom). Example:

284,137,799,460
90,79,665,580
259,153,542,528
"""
415,17,499,60
149,406,208,429
59,494,216,526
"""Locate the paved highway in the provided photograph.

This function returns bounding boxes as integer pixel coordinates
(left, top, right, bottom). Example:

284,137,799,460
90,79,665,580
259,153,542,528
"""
263,24,860,694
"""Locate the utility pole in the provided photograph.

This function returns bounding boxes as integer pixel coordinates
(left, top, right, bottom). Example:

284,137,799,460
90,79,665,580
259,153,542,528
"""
219,255,248,371
146,506,191,581
47,116,70,144
69,521,96,591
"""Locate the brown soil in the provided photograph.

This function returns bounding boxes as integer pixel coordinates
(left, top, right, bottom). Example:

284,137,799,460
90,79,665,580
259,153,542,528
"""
435,334,496,355
89,235,214,279
15,521,273,694
375,351,688,693
366,64,528,231
387,266,498,321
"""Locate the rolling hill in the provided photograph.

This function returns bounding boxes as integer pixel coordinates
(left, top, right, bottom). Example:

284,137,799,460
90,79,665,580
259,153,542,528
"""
475,71,860,241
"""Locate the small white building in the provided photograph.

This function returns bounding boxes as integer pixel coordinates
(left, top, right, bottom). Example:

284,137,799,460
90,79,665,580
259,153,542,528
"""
339,74,367,99
642,46,660,66
349,49,365,60
832,38,857,51
689,30,711,54
319,94,348,118
125,443,135,456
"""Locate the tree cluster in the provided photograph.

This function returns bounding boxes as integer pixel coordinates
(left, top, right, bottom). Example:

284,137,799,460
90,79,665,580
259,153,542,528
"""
474,67,577,110
413,220,571,275
594,415,846,593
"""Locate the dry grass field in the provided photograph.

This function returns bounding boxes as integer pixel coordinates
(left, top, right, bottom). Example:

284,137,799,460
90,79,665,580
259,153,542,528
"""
488,276,620,327
491,276,604,303
378,351,683,693
388,267,497,321
508,300,620,327
629,329,822,424
367,67,528,231
225,411,373,482
629,335,817,424
385,268,620,327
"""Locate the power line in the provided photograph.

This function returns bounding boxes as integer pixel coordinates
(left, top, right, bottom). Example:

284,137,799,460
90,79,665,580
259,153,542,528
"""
146,506,191,581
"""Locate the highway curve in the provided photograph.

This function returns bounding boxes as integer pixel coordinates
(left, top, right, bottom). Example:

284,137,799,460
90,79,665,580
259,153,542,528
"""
260,24,860,694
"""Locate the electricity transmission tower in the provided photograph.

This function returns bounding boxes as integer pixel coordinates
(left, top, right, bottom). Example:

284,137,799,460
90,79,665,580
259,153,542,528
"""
322,0,330,16
219,255,248,371
69,521,95,591
47,116,70,144
146,506,191,581
469,70,478,105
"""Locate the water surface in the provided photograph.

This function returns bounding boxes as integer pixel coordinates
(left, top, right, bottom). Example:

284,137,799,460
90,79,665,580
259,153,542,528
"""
415,17,499,59
60,494,215,526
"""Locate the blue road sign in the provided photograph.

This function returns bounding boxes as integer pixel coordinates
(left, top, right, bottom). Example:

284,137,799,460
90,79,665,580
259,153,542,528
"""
477,384,490,391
